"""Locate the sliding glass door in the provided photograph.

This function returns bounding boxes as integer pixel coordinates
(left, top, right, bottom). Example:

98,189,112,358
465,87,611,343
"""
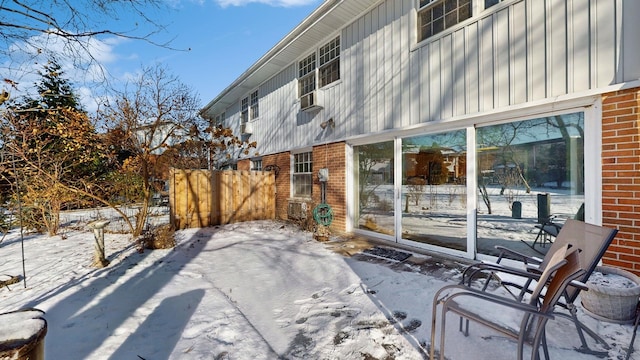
475,112,585,258
353,141,395,237
400,130,467,252
352,111,588,261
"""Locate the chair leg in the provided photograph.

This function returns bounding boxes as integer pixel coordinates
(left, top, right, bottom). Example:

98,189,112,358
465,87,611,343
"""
625,302,640,360
553,305,609,356
522,227,548,255
440,307,449,360
430,299,439,360
459,316,469,336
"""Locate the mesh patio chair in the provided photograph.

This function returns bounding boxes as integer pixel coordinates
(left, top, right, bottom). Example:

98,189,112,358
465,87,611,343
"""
430,244,583,360
461,219,618,355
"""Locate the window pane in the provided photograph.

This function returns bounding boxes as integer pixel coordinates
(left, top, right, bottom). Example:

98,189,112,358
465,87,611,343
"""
299,74,316,96
354,141,395,237
250,90,259,119
401,130,467,252
293,174,312,197
459,2,471,21
320,60,340,87
432,2,444,18
241,97,248,123
417,0,473,42
299,53,316,77
444,0,456,13
476,113,585,259
293,152,313,197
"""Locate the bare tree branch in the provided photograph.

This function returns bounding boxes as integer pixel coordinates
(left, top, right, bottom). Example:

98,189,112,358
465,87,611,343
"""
0,0,181,90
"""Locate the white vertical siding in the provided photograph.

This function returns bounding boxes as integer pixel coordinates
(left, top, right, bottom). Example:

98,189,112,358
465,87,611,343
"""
241,0,638,156
465,23,479,114
511,1,527,104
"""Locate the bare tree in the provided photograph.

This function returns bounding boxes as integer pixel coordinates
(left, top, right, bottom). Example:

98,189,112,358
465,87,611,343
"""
0,0,175,103
99,64,205,236
0,0,171,62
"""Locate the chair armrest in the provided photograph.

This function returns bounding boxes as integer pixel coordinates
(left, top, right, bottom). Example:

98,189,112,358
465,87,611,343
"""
494,245,543,265
436,284,554,319
524,264,542,273
460,261,542,287
569,280,588,291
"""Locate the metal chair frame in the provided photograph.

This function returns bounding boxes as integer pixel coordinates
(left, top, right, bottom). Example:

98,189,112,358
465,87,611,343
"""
461,219,618,356
431,245,583,360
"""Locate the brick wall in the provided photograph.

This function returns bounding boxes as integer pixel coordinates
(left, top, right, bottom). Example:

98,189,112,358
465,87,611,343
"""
601,87,640,274
237,159,251,171
312,143,347,233
262,152,291,220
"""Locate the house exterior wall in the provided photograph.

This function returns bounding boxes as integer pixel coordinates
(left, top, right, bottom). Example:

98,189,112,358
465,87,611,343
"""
224,0,640,157
602,87,640,272
203,0,640,273
312,142,347,233
237,159,251,171
262,152,291,221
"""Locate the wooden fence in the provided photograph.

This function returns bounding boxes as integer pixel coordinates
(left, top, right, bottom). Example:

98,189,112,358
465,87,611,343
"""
169,169,276,229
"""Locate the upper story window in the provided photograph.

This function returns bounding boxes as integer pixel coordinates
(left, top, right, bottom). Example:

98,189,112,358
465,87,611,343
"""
250,90,259,119
318,37,340,87
241,90,259,123
299,53,316,97
418,0,472,42
484,0,504,8
241,97,249,123
214,112,225,126
298,36,340,97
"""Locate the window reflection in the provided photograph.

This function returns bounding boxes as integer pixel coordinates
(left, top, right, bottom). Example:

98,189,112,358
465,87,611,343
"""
476,113,585,257
401,130,467,252
354,141,395,236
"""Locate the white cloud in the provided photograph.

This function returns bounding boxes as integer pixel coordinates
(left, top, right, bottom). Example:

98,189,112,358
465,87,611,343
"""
1,31,126,111
215,0,318,8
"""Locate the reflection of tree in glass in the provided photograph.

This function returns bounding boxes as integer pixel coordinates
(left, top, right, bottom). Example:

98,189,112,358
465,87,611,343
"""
357,142,393,212
476,114,584,213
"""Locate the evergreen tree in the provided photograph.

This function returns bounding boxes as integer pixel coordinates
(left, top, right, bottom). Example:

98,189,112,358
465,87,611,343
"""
2,59,105,234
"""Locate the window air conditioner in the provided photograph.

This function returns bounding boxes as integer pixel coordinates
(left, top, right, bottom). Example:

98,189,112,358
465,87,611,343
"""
288,200,308,220
300,91,321,112
240,122,253,135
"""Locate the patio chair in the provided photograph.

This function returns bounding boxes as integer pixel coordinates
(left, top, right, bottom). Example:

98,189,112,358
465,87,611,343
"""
461,219,618,355
430,244,583,360
523,203,585,254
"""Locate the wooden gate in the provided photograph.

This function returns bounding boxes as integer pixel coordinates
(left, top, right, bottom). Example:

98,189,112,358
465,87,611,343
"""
169,169,276,229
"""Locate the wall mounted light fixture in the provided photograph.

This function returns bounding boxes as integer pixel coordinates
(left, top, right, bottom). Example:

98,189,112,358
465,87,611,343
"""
320,118,335,129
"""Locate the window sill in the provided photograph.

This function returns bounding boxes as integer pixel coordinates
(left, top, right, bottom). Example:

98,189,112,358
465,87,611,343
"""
319,79,342,91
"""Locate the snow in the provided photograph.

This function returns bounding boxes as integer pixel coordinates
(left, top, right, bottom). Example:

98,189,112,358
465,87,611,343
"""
0,309,46,343
1,215,639,359
588,271,638,290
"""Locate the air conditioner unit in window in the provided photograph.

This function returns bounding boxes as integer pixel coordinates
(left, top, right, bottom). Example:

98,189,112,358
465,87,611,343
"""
300,91,322,112
240,122,253,135
288,200,308,220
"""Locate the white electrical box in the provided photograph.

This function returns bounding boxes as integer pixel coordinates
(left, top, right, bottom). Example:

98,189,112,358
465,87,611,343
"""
318,168,329,182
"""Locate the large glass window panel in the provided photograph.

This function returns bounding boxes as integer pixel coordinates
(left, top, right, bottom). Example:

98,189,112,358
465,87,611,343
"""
354,141,395,237
401,130,467,251
476,113,585,258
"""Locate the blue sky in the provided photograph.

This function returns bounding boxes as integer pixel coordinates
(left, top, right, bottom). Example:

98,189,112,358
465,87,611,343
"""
121,0,321,104
2,0,322,112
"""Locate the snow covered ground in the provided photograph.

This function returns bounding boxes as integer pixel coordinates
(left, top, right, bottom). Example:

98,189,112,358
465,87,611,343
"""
0,217,639,359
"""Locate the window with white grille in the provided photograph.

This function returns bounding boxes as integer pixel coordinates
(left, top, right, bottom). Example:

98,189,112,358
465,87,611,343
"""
418,0,472,42
297,36,340,98
293,152,312,198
